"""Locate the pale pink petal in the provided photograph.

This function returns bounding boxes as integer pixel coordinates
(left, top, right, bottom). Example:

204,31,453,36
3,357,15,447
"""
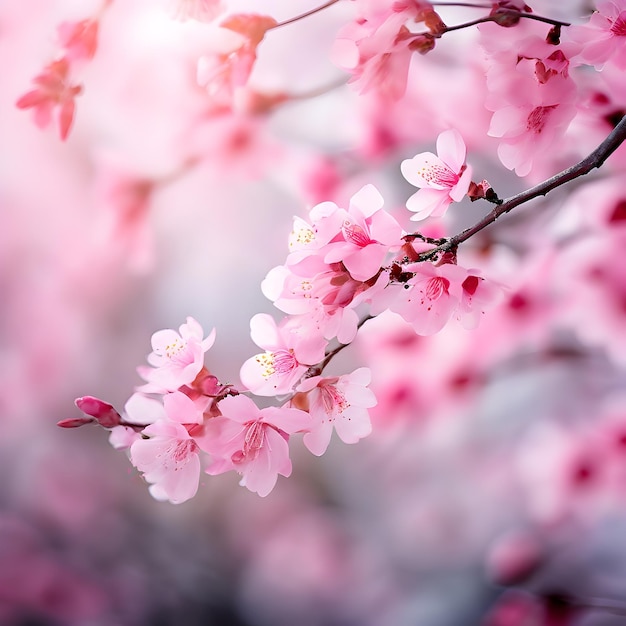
250,313,281,349
488,106,526,138
261,406,311,433
330,38,360,69
124,393,164,425
217,394,259,424
349,183,384,218
406,188,450,220
436,129,466,172
333,407,372,443
449,165,473,202
401,152,445,188
163,391,203,424
342,243,387,281
303,421,333,456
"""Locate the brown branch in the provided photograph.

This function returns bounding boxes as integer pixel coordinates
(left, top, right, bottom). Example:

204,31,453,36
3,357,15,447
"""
418,115,626,261
426,10,569,37
269,0,341,30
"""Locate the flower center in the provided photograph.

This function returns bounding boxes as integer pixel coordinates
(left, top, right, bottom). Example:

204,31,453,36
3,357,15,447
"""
320,383,349,418
526,105,557,134
425,276,450,301
232,421,264,463
342,220,372,247
290,225,316,248
255,349,297,378
160,338,194,368
611,12,626,36
418,160,459,188
171,439,198,463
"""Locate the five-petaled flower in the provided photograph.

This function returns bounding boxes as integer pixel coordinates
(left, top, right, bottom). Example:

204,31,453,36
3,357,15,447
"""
201,394,311,496
295,368,376,456
138,317,216,392
401,129,473,220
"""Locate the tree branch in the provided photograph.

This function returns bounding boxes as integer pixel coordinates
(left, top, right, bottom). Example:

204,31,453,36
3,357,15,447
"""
419,115,626,261
269,0,341,30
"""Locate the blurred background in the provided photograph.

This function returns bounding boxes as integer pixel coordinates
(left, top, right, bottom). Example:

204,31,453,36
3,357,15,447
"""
3,1,626,624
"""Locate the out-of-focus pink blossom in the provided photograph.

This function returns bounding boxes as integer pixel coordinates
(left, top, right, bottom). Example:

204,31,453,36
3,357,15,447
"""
332,1,441,100
401,129,473,220
138,317,216,392
16,57,82,141
201,394,310,496
568,0,626,69
57,19,99,61
196,15,276,106
170,0,223,22
295,368,376,456
487,74,577,177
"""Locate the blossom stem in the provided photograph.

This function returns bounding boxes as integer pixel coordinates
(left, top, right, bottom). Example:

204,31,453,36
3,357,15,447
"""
303,314,373,381
439,10,570,35
269,0,341,30
418,115,626,261
431,2,492,7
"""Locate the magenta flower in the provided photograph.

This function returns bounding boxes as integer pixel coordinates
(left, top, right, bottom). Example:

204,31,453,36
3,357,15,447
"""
297,368,376,456
401,129,473,220
201,395,311,496
139,317,216,392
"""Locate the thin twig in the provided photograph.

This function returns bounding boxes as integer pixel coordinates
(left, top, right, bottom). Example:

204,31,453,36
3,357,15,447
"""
269,0,341,30
428,10,569,37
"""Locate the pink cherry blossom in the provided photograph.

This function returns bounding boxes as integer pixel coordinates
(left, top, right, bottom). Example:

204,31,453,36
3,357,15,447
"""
139,317,216,392
129,392,204,504
16,57,82,141
487,73,577,177
262,259,362,344
240,314,327,396
401,129,473,220
322,184,404,281
130,420,201,503
568,0,626,70
480,22,579,177
387,262,468,335
332,1,440,101
296,368,376,456
201,394,310,496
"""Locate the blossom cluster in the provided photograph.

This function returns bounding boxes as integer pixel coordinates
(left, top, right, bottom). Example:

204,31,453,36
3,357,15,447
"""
56,0,626,505
63,129,505,502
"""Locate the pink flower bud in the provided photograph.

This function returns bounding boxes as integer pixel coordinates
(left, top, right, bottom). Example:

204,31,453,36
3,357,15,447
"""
74,396,122,428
